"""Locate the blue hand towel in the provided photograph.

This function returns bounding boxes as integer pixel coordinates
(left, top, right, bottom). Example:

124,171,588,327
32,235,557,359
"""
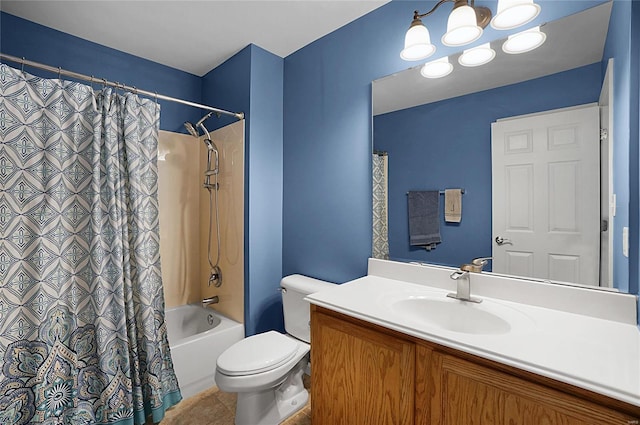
408,191,441,247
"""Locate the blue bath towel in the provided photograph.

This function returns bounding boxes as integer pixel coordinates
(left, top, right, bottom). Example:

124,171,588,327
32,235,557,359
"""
408,191,441,248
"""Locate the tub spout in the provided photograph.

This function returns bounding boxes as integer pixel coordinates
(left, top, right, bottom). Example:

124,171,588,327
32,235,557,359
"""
202,296,219,306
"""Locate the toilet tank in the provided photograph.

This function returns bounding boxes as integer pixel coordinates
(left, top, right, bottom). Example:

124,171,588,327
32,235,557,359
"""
281,274,335,343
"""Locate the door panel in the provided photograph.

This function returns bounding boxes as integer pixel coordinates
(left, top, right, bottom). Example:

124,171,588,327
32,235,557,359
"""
506,164,534,231
506,251,534,277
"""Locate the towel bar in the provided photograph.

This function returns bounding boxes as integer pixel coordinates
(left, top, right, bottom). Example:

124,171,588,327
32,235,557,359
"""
406,189,465,195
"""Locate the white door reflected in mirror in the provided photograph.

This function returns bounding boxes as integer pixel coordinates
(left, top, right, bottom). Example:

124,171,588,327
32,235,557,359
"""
491,104,601,286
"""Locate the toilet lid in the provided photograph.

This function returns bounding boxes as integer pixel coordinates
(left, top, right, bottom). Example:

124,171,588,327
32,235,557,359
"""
217,331,299,376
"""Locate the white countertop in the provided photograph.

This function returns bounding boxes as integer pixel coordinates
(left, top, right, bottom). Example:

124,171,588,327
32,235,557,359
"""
306,266,640,408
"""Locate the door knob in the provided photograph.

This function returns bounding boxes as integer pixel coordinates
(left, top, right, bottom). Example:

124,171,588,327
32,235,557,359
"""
495,236,512,246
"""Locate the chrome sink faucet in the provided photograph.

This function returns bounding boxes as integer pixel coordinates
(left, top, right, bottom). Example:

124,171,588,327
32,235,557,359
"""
447,257,491,303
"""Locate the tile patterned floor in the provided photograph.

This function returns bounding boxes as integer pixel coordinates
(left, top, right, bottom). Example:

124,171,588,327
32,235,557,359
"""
157,377,311,425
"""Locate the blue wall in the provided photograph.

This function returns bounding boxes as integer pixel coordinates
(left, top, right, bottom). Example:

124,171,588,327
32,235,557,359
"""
282,0,608,285
246,46,285,335
1,12,202,132
202,45,284,336
202,46,252,133
374,63,602,268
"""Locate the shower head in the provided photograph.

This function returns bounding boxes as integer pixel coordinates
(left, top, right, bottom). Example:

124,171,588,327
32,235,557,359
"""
184,122,199,138
186,112,218,150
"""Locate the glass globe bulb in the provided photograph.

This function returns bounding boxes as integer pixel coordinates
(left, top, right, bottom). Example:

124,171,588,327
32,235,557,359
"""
401,21,436,61
458,43,496,67
491,0,541,30
421,56,454,79
502,26,546,54
442,5,483,47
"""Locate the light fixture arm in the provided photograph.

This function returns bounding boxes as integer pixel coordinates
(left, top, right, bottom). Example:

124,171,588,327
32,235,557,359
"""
413,0,454,20
413,0,492,29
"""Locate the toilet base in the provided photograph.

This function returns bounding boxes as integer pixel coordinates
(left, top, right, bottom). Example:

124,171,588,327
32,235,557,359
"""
234,361,308,425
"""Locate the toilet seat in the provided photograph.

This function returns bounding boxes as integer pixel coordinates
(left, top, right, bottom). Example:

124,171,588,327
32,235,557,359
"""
217,331,299,376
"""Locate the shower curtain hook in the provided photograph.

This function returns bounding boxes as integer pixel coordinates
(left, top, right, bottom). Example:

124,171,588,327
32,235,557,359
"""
21,57,25,73
57,67,61,80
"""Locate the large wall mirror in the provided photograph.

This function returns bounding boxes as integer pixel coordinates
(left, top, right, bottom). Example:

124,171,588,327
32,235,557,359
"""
372,1,632,293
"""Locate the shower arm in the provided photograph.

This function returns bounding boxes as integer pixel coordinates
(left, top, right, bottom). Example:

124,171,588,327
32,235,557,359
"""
198,122,212,141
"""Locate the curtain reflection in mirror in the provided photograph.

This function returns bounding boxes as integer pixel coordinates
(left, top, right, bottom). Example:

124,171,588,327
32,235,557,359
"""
373,152,390,260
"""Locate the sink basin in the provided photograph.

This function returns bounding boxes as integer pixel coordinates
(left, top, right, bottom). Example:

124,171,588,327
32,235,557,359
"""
390,296,529,335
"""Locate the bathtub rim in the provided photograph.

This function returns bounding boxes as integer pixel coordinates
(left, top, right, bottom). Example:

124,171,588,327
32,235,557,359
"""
166,303,243,349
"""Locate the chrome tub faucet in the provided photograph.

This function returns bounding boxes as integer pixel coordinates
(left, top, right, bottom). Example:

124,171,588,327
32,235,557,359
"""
202,296,219,306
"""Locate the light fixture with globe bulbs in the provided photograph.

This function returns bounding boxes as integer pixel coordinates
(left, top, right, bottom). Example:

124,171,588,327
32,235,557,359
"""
401,0,542,62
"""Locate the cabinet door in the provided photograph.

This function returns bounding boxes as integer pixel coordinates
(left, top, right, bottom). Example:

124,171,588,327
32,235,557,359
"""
425,349,636,425
311,308,415,425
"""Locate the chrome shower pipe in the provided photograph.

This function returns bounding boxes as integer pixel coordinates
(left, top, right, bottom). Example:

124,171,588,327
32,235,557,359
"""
184,114,222,289
199,122,212,145
196,110,219,128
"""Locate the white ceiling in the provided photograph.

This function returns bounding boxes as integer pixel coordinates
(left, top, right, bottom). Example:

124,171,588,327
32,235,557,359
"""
373,2,612,115
1,0,389,76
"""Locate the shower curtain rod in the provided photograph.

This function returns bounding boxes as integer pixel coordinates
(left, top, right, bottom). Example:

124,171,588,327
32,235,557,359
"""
0,53,245,121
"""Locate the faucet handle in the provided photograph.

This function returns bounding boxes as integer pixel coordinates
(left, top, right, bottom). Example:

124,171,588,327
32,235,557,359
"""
471,257,492,268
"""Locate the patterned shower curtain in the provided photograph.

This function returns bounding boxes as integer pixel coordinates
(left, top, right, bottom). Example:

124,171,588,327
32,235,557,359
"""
0,64,181,424
372,152,389,259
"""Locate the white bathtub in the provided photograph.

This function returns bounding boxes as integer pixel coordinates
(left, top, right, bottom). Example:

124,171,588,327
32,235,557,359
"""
165,304,244,399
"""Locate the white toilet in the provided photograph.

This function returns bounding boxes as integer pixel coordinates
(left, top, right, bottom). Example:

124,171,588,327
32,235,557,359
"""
215,274,335,425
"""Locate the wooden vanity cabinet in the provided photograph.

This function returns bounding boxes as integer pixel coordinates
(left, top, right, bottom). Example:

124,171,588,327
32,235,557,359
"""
311,305,640,425
422,345,636,425
310,305,415,424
